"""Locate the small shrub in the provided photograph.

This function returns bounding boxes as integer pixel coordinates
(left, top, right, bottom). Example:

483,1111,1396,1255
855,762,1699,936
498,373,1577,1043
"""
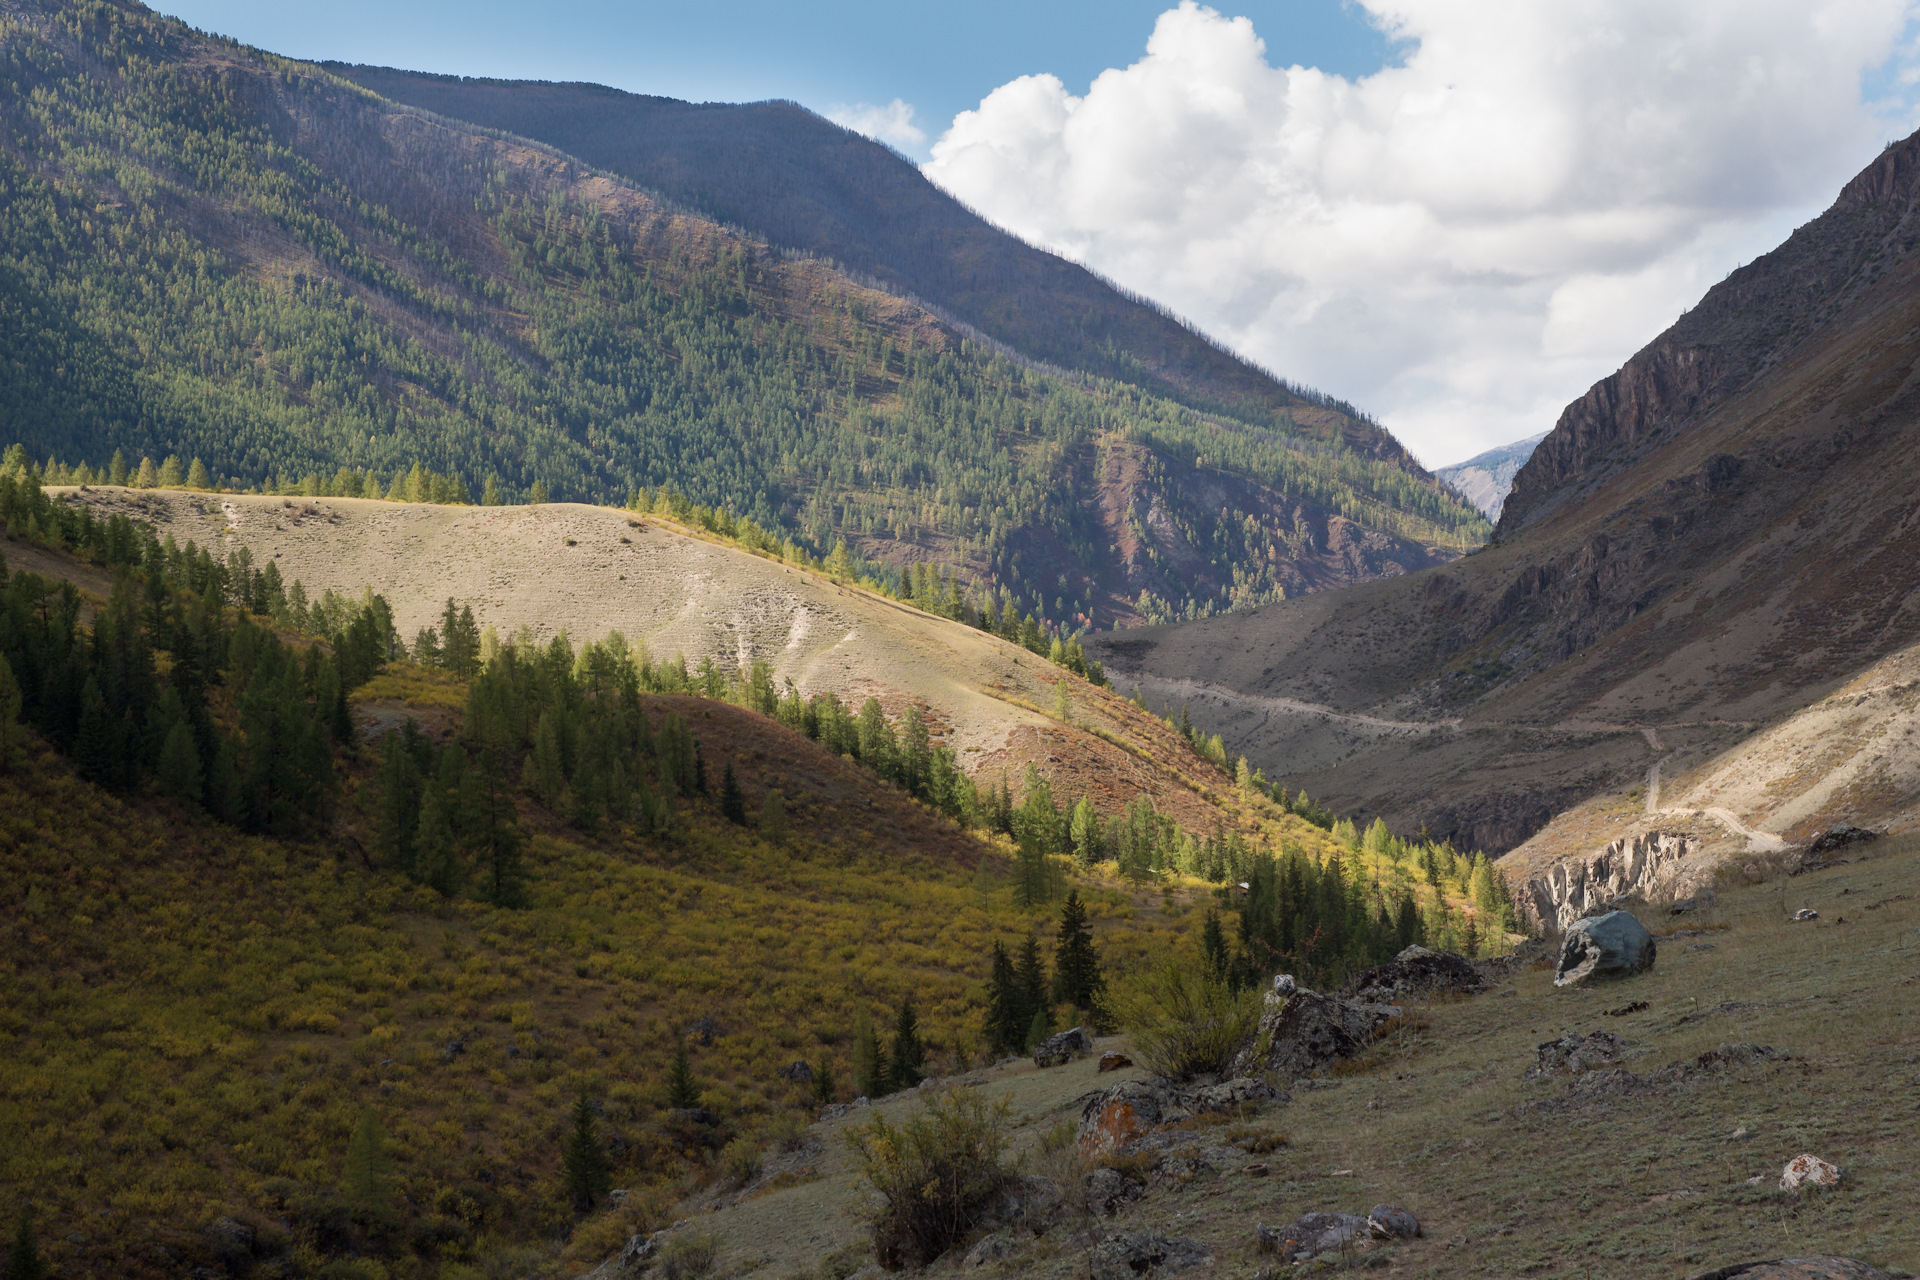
657,1231,719,1280
717,1136,762,1189
845,1087,1012,1270
1115,960,1259,1079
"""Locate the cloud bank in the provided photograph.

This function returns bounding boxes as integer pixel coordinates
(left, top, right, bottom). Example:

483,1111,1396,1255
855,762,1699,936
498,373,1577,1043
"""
826,98,927,151
924,1,1920,465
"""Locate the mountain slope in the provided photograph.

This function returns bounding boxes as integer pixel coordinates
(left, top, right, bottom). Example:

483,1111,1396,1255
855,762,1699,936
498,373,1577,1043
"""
0,0,1484,631
1434,432,1546,520
1089,127,1920,855
330,66,1407,464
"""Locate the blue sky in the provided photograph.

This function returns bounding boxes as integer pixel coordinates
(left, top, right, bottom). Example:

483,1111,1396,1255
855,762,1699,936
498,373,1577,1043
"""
152,0,1399,161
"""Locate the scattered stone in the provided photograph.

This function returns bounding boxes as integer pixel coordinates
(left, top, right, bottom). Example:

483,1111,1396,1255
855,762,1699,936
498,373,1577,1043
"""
1087,1232,1212,1280
1182,1075,1281,1115
1331,1169,1354,1177
974,1175,1068,1237
1729,1127,1751,1142
1670,891,1716,914
1342,945,1487,1004
582,1230,660,1279
1255,1212,1368,1262
1792,909,1820,922
1606,1000,1650,1016
1528,1031,1632,1078
1780,1155,1843,1191
1368,1205,1421,1240
1231,988,1401,1078
1554,910,1657,987
775,1060,814,1084
1097,1051,1134,1073
1683,1258,1895,1280
668,1107,720,1127
1034,1026,1093,1068
962,1233,1011,1268
1242,1163,1269,1177
815,1098,870,1122
1084,1167,1146,1217
1074,1076,1281,1162
1694,1043,1789,1072
1687,943,1718,952
1273,973,1298,995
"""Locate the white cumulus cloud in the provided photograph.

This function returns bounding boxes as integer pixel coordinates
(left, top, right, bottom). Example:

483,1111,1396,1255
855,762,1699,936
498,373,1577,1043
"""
924,1,1920,466
825,98,927,151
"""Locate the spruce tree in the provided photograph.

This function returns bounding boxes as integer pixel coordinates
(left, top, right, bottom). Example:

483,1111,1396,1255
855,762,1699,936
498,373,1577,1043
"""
1068,796,1102,868
719,761,747,824
1014,937,1050,1046
186,457,212,489
156,719,203,804
852,1009,884,1098
561,1092,612,1210
341,1109,393,1223
667,1038,700,1109
886,998,925,1091
1051,891,1107,1019
1200,909,1230,983
983,941,1024,1057
0,654,26,775
811,1055,836,1106
9,1206,44,1280
474,750,526,908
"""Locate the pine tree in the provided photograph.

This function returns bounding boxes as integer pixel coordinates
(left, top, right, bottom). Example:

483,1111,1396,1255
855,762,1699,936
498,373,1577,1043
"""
667,1038,700,1109
186,457,213,489
1052,678,1071,723
1012,831,1051,908
719,761,747,824
1200,909,1230,983
1069,796,1102,868
482,474,503,506
811,1055,836,1106
1051,891,1107,1019
157,455,184,487
886,998,925,1091
156,719,203,804
9,1206,44,1280
983,941,1024,1057
134,456,158,488
473,750,526,908
852,1009,884,1098
561,1092,612,1210
1014,937,1050,1047
108,448,129,486
341,1109,393,1222
0,654,25,775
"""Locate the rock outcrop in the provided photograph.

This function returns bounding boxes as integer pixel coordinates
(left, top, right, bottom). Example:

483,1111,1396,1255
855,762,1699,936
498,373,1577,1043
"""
1074,1076,1281,1162
1341,945,1486,1003
1517,832,1700,934
1230,989,1401,1079
1684,1259,1893,1280
1087,1233,1213,1280
1553,910,1656,986
1033,1026,1093,1068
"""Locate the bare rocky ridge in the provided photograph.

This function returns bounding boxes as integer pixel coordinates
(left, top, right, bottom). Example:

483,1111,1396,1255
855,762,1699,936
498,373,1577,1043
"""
1089,126,1920,861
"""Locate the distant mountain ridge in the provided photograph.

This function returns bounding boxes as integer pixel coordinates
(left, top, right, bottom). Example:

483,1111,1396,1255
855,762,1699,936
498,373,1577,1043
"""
330,66,1412,466
1090,125,1920,854
1434,432,1547,520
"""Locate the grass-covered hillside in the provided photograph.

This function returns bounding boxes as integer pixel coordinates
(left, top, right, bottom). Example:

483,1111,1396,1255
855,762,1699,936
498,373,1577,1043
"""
0,0,1485,632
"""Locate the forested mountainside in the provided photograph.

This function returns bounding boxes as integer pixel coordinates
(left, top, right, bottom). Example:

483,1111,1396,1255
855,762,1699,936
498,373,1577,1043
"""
1091,125,1920,856
332,67,1408,465
0,0,1485,633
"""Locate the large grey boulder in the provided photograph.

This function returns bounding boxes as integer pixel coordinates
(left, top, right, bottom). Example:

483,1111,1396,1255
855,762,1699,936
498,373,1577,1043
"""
1554,910,1656,986
1033,1026,1093,1067
1255,1212,1368,1262
1342,945,1486,1003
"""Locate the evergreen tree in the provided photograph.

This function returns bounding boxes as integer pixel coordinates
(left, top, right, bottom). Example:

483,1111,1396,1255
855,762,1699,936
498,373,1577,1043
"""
1068,796,1102,868
1200,909,1230,983
157,455,184,487
186,457,212,489
529,479,550,505
341,1109,394,1223
73,677,111,783
1011,830,1052,908
472,749,526,908
667,1038,700,1109
156,719,203,804
108,449,128,486
134,456,158,488
482,475,503,506
1051,891,1107,1020
1014,937,1050,1047
852,1009,884,1098
8,1206,44,1280
983,941,1024,1057
811,1054,836,1106
415,745,468,896
0,654,25,774
561,1092,612,1210
1025,1007,1051,1054
1051,678,1071,723
719,761,747,824
374,729,425,875
886,998,925,1091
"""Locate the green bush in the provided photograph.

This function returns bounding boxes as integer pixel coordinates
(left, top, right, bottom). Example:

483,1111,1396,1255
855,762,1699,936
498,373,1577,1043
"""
1116,960,1259,1079
845,1088,1012,1270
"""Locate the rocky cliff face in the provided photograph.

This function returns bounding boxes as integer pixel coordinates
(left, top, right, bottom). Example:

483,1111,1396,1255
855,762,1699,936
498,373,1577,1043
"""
1501,133,1920,535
